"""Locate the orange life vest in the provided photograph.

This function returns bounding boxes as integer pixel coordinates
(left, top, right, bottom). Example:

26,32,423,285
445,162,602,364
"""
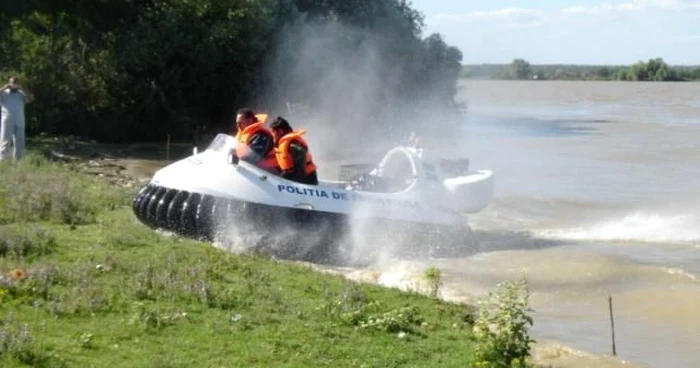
275,130,317,175
254,113,268,124
234,120,278,172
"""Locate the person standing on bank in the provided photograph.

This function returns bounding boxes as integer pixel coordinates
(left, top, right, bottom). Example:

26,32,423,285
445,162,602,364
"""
0,77,34,162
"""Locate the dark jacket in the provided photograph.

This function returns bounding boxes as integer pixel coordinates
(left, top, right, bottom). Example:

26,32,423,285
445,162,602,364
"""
240,130,275,164
281,139,318,185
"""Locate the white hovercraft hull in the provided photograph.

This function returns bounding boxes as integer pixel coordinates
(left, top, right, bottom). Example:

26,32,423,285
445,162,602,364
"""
132,134,494,262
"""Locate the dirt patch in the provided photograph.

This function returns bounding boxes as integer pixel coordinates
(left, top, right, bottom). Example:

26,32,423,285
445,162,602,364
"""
33,135,192,188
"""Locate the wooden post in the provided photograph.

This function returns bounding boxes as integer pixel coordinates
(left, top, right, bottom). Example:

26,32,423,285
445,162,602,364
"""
609,295,617,356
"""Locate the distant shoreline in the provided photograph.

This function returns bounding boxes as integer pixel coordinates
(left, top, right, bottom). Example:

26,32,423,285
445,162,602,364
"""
462,63,700,67
461,59,700,82
458,77,700,82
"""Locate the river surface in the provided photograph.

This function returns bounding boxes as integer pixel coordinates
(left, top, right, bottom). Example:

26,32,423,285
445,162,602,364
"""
320,80,700,368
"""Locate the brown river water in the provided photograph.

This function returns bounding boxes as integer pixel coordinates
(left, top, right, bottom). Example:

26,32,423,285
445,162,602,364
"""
318,80,700,368
131,80,700,367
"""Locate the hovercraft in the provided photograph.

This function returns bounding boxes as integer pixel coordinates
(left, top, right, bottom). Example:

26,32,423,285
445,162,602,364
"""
132,133,494,263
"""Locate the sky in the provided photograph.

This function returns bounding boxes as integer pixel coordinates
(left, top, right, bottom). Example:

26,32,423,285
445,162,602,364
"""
410,0,700,65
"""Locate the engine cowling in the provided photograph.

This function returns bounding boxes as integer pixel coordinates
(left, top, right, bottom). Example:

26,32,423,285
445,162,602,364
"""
372,147,495,214
442,170,495,214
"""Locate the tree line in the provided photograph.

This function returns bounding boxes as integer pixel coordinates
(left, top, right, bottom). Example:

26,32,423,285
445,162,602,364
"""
0,0,463,144
462,58,700,82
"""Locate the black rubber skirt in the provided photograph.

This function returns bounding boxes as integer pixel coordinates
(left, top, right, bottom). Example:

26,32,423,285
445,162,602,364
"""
132,183,474,264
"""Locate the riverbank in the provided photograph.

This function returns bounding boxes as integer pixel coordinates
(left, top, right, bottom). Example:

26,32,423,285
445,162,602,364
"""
0,136,639,367
0,148,486,367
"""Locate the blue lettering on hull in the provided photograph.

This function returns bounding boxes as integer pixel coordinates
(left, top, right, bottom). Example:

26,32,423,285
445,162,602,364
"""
276,184,419,208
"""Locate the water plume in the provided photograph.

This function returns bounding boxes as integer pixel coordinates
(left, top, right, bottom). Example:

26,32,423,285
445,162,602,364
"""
536,211,700,245
261,15,465,159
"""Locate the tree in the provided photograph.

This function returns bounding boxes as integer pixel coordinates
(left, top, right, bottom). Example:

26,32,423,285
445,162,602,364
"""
693,67,700,80
0,0,467,144
510,59,532,80
597,67,611,80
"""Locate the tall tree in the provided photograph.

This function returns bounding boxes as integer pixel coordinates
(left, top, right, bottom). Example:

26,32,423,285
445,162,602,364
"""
510,59,532,80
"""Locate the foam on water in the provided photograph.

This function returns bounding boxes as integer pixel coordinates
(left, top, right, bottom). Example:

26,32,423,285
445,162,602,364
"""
665,267,699,282
534,211,700,245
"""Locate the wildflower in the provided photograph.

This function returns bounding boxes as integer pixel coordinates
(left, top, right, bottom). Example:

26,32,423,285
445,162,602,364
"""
8,269,26,280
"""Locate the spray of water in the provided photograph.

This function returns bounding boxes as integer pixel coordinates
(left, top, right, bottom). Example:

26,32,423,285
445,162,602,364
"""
261,17,465,159
211,207,338,262
535,211,700,245
339,202,421,268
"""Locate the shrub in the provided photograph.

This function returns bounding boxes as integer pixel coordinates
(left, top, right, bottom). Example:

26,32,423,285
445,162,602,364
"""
0,313,42,365
474,277,536,368
321,282,425,335
423,266,443,299
0,226,56,261
129,301,187,332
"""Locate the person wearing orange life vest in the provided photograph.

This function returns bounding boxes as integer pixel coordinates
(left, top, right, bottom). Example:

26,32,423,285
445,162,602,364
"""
232,107,280,174
270,116,318,185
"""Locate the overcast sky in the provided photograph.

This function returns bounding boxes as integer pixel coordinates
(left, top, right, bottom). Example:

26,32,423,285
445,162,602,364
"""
410,0,700,65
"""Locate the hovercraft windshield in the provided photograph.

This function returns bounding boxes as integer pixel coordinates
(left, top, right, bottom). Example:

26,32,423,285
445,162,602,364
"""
205,133,238,154
346,147,419,193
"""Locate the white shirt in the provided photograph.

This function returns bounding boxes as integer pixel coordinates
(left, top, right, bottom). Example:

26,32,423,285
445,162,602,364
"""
0,88,27,120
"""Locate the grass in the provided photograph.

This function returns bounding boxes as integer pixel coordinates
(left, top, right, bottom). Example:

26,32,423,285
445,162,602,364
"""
0,150,483,367
0,153,128,226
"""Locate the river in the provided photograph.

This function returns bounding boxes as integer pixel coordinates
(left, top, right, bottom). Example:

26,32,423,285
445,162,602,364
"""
320,80,700,368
